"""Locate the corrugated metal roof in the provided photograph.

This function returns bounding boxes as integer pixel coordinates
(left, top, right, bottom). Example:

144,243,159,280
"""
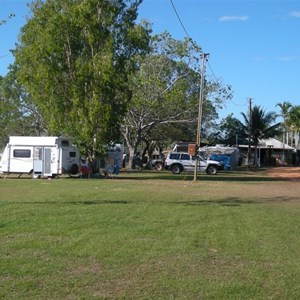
239,138,295,150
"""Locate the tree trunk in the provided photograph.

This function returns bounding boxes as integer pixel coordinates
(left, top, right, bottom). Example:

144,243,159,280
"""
127,146,135,169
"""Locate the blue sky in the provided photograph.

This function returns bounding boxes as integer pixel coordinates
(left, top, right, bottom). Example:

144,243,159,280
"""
1,0,299,120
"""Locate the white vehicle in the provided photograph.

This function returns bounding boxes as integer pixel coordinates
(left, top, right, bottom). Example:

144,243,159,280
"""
0,136,80,178
165,152,223,175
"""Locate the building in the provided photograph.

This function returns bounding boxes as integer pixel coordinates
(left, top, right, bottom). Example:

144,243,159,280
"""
238,137,298,166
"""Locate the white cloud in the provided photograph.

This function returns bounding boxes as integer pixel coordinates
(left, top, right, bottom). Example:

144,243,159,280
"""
277,56,297,62
290,11,300,18
219,15,249,22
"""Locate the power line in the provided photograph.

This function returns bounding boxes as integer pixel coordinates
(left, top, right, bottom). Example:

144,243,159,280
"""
0,54,9,59
207,61,218,83
170,0,238,111
169,0,221,86
169,0,250,122
169,0,192,40
227,98,248,107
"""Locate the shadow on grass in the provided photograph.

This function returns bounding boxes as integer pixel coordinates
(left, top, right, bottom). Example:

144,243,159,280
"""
103,173,291,182
85,167,292,182
10,196,299,207
3,174,292,182
68,198,260,206
179,196,299,206
180,198,261,206
2,167,297,182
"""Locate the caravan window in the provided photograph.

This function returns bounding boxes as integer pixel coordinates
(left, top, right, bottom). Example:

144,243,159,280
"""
69,151,76,157
61,140,70,146
13,149,31,158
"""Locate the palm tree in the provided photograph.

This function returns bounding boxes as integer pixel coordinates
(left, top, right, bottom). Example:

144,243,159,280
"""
276,101,293,161
288,105,300,149
276,101,293,145
241,105,281,165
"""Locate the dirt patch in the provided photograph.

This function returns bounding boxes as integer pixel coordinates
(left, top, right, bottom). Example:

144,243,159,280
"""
264,167,300,181
226,167,300,203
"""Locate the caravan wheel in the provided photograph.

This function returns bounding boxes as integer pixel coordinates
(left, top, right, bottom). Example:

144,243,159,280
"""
70,163,79,174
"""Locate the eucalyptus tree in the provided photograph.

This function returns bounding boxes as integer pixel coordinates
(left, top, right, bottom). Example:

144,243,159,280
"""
122,32,232,167
0,64,45,148
15,0,150,160
241,105,281,165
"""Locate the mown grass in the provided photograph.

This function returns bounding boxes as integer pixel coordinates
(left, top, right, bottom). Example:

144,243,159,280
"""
1,171,300,299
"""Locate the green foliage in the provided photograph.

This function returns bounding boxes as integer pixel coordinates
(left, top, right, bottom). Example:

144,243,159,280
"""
276,101,293,122
121,32,201,160
288,105,300,148
276,101,300,148
276,101,293,143
241,105,281,146
288,105,300,130
15,0,149,158
0,64,45,148
215,113,247,145
122,31,233,159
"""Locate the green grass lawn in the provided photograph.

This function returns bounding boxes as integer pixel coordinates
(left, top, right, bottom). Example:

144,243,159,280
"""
1,171,300,299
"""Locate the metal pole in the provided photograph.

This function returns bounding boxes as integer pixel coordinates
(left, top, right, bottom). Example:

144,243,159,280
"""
247,98,252,167
193,53,209,181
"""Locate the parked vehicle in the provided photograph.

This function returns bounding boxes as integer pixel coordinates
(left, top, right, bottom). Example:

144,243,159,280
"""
123,152,165,171
0,136,80,178
164,152,223,175
146,154,165,171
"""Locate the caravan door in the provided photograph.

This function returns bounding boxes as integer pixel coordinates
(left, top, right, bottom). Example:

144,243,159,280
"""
33,147,53,176
43,148,52,176
33,147,43,175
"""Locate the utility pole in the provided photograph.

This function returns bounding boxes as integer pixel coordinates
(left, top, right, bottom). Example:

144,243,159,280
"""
247,97,252,167
193,53,209,181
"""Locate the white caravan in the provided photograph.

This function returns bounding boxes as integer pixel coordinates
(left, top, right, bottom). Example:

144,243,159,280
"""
0,136,80,178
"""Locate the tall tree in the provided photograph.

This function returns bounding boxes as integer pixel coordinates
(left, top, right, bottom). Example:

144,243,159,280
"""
15,0,149,160
0,64,45,149
214,113,247,145
241,105,281,165
276,101,293,145
121,32,232,167
287,105,300,148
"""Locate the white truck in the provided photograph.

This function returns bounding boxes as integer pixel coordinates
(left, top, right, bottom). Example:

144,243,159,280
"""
164,152,223,175
0,136,80,178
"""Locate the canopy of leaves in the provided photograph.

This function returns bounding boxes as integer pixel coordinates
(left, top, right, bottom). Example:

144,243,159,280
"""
0,64,45,149
287,105,300,131
213,113,247,145
241,105,281,146
122,32,233,157
15,0,149,158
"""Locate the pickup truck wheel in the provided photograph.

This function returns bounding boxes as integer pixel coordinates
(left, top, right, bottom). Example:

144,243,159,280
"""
171,164,182,174
206,165,217,175
154,162,163,171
